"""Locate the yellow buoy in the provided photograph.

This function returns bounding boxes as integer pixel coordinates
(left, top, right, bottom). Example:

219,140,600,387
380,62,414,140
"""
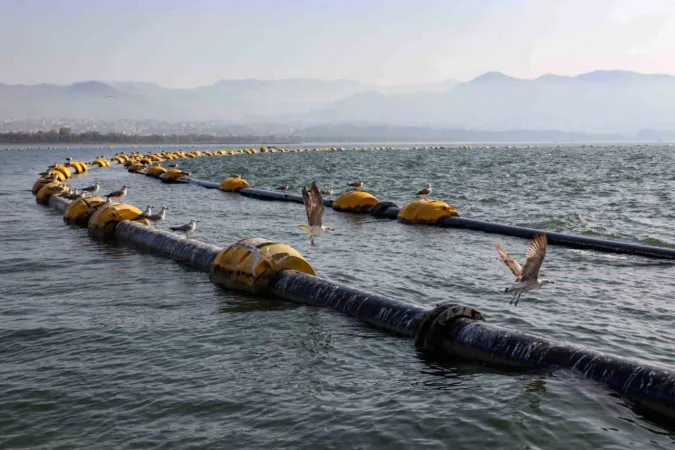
210,237,315,294
32,176,59,195
397,199,459,224
36,182,69,205
88,203,144,239
332,191,380,213
218,177,250,192
162,168,190,182
63,197,106,226
146,165,167,178
128,163,146,173
52,164,72,179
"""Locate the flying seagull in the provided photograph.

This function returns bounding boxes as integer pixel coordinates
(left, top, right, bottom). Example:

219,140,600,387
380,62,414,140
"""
298,181,334,246
347,181,364,190
170,219,198,238
495,234,554,307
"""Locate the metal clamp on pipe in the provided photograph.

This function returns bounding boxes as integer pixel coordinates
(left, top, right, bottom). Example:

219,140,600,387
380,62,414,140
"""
414,304,485,353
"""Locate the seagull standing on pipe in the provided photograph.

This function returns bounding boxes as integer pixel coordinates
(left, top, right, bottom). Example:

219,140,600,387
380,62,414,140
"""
277,183,289,197
137,205,153,219
104,185,128,203
144,206,169,227
170,219,198,238
321,187,334,201
81,182,100,195
298,182,334,246
495,234,554,307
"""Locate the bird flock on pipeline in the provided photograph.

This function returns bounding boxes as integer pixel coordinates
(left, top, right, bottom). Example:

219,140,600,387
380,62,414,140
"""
49,156,554,307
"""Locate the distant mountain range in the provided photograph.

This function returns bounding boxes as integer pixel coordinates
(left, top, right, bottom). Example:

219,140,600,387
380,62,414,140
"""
2,70,675,135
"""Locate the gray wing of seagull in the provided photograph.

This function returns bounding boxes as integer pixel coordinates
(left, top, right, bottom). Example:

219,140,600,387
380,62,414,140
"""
496,242,522,278
519,234,547,281
171,222,192,232
308,182,324,227
301,186,314,225
105,188,123,197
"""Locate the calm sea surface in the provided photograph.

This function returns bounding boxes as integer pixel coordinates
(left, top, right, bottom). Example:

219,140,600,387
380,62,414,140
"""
1,144,675,449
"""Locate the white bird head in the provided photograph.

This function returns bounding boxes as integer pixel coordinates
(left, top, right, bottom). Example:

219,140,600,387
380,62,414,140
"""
540,279,554,285
324,226,335,232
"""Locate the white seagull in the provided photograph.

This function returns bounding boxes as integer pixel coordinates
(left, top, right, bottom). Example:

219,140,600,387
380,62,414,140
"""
170,219,198,238
298,181,334,246
81,181,100,195
277,183,289,197
104,185,128,202
495,234,554,307
347,181,364,190
321,187,334,201
416,183,432,198
144,206,169,227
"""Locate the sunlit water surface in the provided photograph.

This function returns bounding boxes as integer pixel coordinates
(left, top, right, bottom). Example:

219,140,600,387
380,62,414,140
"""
1,144,674,449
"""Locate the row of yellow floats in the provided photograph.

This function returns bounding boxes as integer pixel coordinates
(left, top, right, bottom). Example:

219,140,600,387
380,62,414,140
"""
31,161,317,296
134,167,461,226
36,148,460,229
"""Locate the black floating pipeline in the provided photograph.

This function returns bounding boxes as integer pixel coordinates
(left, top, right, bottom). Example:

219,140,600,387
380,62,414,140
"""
31,175,675,425
159,175,675,260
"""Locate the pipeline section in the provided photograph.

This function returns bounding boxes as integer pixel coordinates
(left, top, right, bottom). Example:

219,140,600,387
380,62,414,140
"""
114,221,221,272
35,160,675,423
171,177,675,260
446,319,675,417
270,270,425,338
35,190,675,424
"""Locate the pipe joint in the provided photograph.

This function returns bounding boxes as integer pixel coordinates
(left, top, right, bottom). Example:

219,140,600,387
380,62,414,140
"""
414,304,485,352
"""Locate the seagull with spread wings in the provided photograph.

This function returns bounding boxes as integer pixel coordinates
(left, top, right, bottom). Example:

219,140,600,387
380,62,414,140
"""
495,233,554,306
298,182,334,246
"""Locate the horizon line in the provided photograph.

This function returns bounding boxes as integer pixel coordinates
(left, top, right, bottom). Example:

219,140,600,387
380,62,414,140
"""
3,68,675,90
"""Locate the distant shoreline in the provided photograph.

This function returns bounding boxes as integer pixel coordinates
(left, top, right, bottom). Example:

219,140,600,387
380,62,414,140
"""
1,128,671,146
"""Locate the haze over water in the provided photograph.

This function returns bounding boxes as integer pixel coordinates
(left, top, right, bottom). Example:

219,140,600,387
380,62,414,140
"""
1,144,675,449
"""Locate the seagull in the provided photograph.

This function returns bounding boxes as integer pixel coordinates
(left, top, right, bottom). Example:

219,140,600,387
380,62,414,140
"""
416,183,432,198
347,181,364,190
81,182,100,194
144,206,168,227
298,181,334,246
60,188,79,199
170,219,198,238
495,234,554,307
230,174,241,179
104,185,128,202
277,183,289,197
137,205,153,219
321,187,334,201
169,163,178,168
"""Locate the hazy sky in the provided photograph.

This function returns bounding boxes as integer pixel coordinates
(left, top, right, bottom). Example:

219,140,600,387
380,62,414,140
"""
1,0,674,87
